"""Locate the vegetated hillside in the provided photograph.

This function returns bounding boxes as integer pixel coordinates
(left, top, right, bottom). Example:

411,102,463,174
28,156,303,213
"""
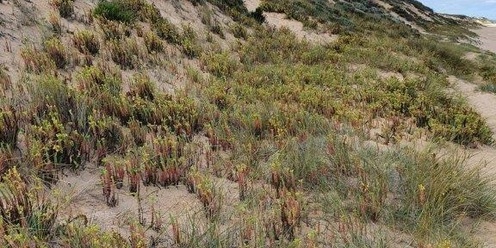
1,0,496,247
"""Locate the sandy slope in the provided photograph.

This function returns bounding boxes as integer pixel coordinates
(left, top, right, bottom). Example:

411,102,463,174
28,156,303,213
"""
242,0,338,44
473,26,496,53
454,26,496,247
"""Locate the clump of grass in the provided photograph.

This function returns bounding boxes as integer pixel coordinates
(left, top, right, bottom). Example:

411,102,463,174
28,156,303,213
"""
394,150,496,241
0,65,11,93
232,23,247,39
107,38,142,69
0,107,18,148
153,19,181,44
93,0,135,23
73,30,100,55
181,25,202,58
479,83,496,93
0,167,58,240
51,0,74,19
143,30,163,53
43,37,68,69
48,12,62,34
200,52,238,78
21,46,56,73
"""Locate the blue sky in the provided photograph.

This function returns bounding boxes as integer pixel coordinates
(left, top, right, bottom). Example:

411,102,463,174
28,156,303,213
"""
418,0,496,19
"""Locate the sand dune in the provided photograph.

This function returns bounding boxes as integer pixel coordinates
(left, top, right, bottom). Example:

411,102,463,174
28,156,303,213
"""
473,26,496,53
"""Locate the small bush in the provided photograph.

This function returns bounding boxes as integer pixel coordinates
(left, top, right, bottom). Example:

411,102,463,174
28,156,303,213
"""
143,31,163,53
73,30,100,55
0,168,58,240
107,38,141,69
0,108,18,148
94,1,135,23
44,37,68,69
48,12,62,34
0,65,11,93
21,46,56,73
51,0,74,19
232,23,247,39
201,52,238,78
153,19,181,44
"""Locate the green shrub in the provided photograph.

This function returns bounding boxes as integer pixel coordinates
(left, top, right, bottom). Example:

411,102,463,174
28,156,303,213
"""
153,19,181,44
44,37,68,69
201,52,238,78
51,0,74,18
143,31,163,53
21,46,56,74
232,23,247,39
0,65,11,93
94,1,135,23
0,168,58,240
107,38,141,69
73,30,100,55
0,108,18,148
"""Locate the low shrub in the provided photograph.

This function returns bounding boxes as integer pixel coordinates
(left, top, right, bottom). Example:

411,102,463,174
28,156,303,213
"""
44,37,68,69
107,38,142,69
153,19,181,44
143,31,163,53
51,0,74,19
0,168,58,240
94,1,135,23
21,46,56,74
73,30,100,55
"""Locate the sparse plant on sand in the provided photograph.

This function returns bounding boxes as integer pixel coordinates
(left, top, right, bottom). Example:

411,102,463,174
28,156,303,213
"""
73,30,100,55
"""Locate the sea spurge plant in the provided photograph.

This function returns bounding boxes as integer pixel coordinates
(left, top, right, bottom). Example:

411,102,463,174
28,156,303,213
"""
101,166,117,207
103,155,126,189
126,152,141,194
129,222,146,248
88,112,124,155
196,175,221,220
270,156,296,198
129,73,156,101
0,65,11,93
0,107,18,148
107,38,141,69
0,146,16,177
236,164,248,201
152,134,185,187
21,46,56,73
51,0,74,18
0,167,58,239
73,30,100,55
280,190,302,241
76,65,122,97
153,19,181,44
143,31,163,53
28,110,88,174
44,36,68,69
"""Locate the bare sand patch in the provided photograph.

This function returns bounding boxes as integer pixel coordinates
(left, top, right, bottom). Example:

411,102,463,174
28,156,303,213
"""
450,76,496,247
473,26,496,53
242,0,260,12
263,12,338,45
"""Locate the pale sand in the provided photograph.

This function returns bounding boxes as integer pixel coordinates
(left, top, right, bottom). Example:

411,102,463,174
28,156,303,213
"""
473,26,496,53
454,26,496,246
